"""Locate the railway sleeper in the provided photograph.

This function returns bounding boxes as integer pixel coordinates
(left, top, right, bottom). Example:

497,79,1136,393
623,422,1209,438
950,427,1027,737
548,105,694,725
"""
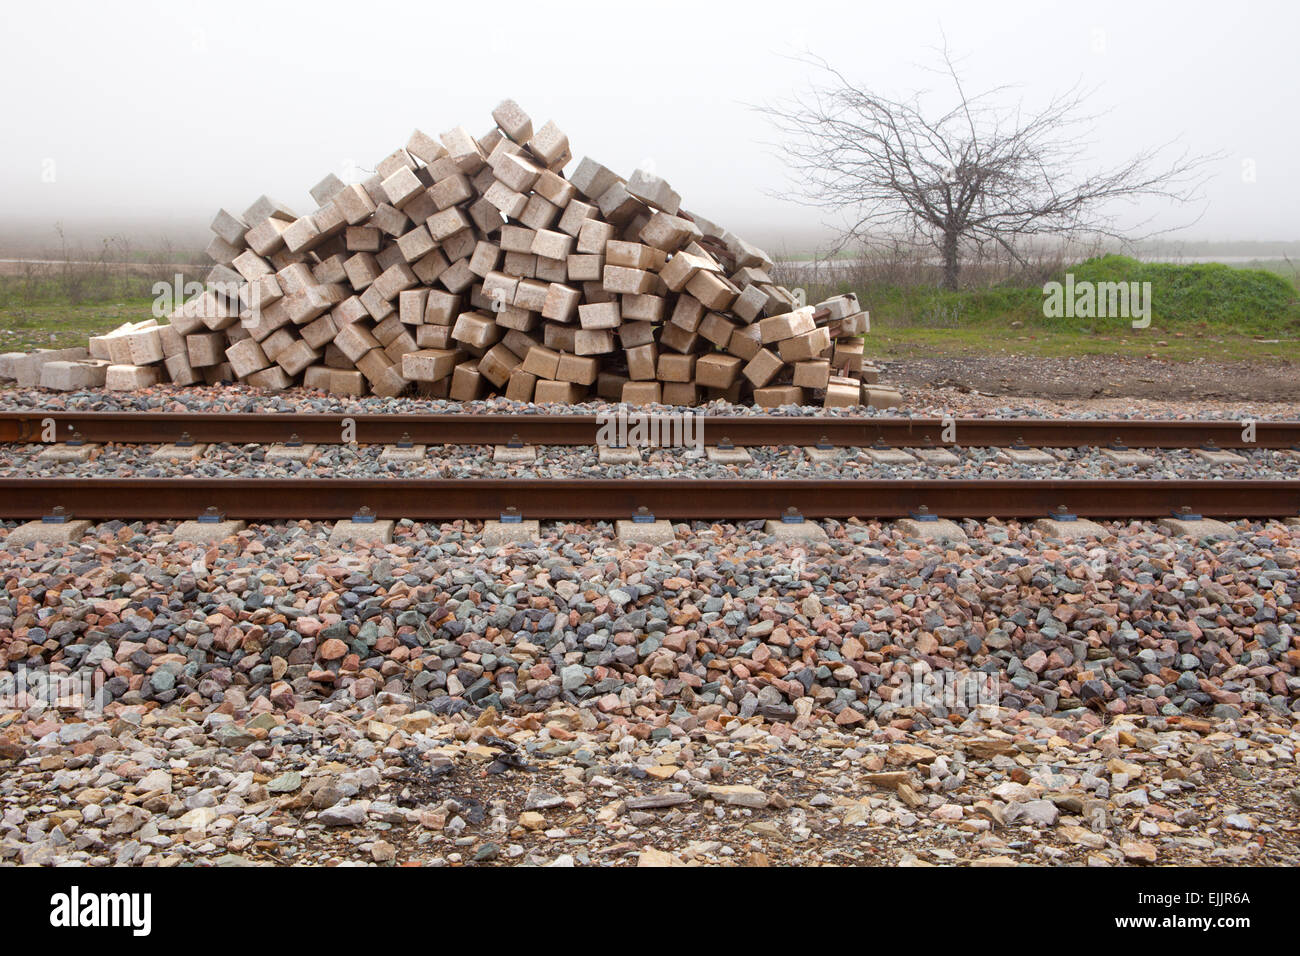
4,515,1292,551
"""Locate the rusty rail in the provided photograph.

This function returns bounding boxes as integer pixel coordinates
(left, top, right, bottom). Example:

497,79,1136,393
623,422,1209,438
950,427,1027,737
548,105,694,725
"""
1,412,1297,448
0,478,1296,520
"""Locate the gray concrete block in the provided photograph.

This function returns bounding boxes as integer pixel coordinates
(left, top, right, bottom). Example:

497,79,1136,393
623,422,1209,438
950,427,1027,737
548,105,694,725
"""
598,446,643,465
310,173,347,206
379,444,427,462
39,360,108,391
12,348,91,387
1033,517,1110,540
330,520,396,545
105,364,159,390
1158,517,1235,540
1191,448,1248,465
706,446,752,464
626,169,681,215
999,447,1057,465
242,195,297,225
615,519,676,546
267,443,317,461
862,386,903,410
803,447,840,463
762,520,828,542
5,519,93,547
895,517,967,543
493,445,537,463
482,519,541,547
173,520,247,543
151,443,208,461
1100,448,1155,467
0,352,25,381
864,447,916,465
912,447,961,465
37,444,97,463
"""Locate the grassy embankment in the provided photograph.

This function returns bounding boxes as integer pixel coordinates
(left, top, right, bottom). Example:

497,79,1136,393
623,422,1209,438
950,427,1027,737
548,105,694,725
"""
800,255,1300,361
1,253,1297,363
0,268,174,352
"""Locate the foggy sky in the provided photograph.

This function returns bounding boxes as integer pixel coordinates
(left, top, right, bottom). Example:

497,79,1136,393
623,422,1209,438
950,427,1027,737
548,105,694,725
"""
1,0,1296,254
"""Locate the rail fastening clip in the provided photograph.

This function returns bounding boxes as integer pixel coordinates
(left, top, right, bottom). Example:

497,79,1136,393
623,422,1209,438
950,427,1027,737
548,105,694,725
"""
42,506,69,525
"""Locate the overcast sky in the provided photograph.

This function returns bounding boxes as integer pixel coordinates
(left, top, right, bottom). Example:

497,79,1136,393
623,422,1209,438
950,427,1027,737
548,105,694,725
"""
1,0,1296,253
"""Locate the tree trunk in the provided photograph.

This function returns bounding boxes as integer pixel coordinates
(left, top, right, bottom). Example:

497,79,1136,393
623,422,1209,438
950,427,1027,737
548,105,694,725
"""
940,232,960,291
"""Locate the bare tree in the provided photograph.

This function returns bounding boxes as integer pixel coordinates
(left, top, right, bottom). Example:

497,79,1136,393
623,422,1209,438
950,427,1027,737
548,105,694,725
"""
757,51,1215,289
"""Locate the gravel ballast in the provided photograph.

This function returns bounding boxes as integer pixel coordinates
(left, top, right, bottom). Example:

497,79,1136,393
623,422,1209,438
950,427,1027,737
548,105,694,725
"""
3,441,1300,480
2,517,1298,866
2,381,1299,422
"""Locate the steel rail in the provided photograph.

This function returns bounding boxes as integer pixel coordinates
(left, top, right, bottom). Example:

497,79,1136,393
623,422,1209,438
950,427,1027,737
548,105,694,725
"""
1,412,1298,448
0,478,1296,520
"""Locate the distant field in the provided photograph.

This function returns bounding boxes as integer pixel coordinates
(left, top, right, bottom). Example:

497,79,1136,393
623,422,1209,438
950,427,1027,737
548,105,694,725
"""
1,252,1297,364
0,262,180,352
1228,258,1300,290
864,324,1298,362
0,259,197,277
778,254,1300,361
0,297,158,352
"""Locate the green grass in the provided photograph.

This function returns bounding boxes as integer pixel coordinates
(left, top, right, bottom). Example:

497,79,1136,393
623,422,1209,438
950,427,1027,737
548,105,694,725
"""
1228,258,1300,290
1061,256,1299,330
865,325,1299,361
0,270,179,352
2,254,1298,364
809,255,1300,360
776,248,861,263
0,298,159,352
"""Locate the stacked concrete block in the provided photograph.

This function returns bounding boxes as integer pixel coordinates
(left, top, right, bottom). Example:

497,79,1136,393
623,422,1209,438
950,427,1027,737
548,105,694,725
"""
82,319,172,388
106,364,160,390
11,347,92,387
39,359,110,391
0,353,24,381
33,101,885,406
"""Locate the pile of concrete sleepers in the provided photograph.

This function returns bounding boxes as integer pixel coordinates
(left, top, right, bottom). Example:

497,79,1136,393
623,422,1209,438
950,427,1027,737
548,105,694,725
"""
2,100,898,408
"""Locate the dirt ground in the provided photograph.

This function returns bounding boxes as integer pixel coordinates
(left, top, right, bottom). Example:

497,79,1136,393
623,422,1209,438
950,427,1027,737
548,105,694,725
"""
885,355,1300,403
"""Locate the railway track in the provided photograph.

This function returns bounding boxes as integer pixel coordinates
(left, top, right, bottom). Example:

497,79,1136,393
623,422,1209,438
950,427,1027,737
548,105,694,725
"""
2,411,1299,448
2,412,1298,521
0,477,1297,520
